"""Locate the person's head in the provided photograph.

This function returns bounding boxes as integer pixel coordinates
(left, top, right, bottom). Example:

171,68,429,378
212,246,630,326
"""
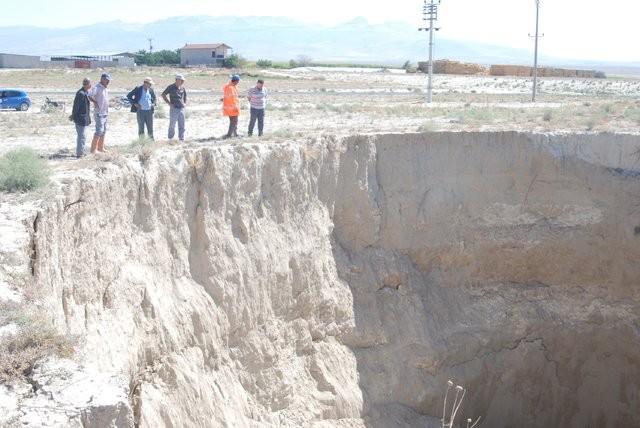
82,77,91,89
231,74,240,85
100,73,111,86
175,74,185,86
143,77,154,88
256,79,264,89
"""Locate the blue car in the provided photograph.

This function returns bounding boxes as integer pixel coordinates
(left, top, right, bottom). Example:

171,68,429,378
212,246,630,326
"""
0,89,32,111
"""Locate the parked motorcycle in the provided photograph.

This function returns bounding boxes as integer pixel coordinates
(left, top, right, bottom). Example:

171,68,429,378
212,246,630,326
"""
114,97,132,110
41,96,66,112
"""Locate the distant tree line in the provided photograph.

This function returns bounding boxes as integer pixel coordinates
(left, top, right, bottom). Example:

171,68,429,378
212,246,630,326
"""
133,49,402,70
134,49,180,65
133,49,247,68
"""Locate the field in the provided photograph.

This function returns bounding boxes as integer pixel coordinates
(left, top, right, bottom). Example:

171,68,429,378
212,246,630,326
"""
1,66,640,427
0,66,640,158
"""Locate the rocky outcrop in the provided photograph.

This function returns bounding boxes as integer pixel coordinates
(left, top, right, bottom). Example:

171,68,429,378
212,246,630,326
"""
2,132,640,427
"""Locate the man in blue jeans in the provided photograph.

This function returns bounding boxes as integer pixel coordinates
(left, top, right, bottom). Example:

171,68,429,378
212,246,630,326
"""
87,73,111,153
127,77,157,140
161,74,187,141
247,79,267,137
69,77,92,157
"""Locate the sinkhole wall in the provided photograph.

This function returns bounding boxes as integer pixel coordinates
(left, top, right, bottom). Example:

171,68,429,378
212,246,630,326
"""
20,132,640,427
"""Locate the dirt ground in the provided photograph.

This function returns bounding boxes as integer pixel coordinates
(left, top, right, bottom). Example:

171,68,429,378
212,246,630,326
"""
1,66,639,160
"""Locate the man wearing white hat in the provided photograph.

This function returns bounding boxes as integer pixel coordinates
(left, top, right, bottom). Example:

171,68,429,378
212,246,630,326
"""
127,77,157,140
161,74,187,141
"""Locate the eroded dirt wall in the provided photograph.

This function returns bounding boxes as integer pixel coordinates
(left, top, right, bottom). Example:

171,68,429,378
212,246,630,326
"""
330,132,640,427
20,132,640,427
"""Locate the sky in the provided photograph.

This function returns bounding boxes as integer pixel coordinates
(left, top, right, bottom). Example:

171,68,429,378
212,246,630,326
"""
1,0,637,62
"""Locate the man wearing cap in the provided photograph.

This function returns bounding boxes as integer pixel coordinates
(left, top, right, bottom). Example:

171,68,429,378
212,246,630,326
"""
69,77,92,157
161,74,187,141
222,74,241,138
87,72,111,153
127,77,157,140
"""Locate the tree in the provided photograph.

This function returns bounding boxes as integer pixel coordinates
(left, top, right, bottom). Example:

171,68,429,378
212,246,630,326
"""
134,49,180,65
256,59,273,68
224,53,247,69
296,54,313,67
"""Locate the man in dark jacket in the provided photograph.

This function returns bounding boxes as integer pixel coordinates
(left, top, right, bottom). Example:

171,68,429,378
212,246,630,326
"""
69,77,92,157
127,77,157,140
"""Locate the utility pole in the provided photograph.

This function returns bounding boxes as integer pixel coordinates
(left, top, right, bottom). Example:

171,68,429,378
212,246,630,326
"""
529,0,542,102
419,0,441,103
147,38,154,53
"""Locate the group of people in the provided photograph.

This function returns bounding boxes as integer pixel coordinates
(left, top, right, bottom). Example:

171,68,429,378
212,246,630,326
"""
69,73,267,158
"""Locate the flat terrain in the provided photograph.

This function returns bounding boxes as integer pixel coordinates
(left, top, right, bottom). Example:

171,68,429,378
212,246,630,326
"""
1,66,639,159
1,66,640,428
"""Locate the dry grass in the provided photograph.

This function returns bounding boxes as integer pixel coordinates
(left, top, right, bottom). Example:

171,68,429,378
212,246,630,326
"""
0,301,75,383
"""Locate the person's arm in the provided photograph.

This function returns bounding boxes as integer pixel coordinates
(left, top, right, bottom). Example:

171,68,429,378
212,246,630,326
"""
127,87,140,110
69,91,80,121
161,89,170,106
87,87,97,108
126,87,137,103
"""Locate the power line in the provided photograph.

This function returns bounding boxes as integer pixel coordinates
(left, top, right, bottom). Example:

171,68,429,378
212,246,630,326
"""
419,0,441,103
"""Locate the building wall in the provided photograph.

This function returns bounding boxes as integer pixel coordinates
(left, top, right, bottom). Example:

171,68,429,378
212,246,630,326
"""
0,53,42,68
181,49,226,67
0,54,135,69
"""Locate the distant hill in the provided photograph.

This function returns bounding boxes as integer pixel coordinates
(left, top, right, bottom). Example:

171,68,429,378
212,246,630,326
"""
1,15,639,73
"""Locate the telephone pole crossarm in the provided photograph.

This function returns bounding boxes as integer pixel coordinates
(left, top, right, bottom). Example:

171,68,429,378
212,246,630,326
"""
419,0,442,103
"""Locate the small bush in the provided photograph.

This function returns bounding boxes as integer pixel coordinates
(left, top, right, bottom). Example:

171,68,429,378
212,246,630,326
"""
224,53,247,68
0,147,50,192
256,59,273,68
129,136,154,166
0,302,75,383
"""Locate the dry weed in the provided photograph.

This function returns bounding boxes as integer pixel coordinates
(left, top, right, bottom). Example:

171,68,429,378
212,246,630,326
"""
0,301,75,383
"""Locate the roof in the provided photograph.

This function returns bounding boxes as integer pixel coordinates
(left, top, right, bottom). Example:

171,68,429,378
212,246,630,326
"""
181,44,232,50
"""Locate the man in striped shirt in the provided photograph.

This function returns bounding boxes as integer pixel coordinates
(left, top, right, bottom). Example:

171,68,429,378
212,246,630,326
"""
247,79,267,137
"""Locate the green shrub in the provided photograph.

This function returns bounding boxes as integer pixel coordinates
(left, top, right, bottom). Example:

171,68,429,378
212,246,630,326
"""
0,147,50,192
256,59,273,68
224,53,247,68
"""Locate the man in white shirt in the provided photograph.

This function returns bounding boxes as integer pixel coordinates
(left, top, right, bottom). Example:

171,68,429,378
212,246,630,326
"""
247,79,267,137
87,73,111,153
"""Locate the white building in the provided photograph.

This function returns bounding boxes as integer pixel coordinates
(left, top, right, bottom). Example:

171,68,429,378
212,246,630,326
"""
180,44,232,67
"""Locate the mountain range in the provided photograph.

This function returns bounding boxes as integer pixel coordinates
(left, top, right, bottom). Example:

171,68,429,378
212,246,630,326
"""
1,15,638,71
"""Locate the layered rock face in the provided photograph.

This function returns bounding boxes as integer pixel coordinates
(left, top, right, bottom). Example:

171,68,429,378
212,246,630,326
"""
8,132,640,427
